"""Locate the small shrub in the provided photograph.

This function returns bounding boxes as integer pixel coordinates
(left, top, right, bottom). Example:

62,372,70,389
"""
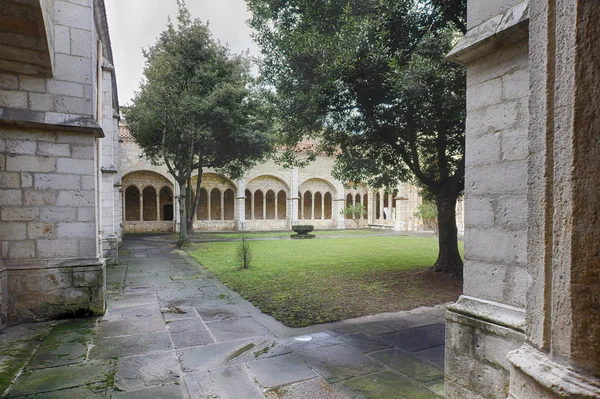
340,204,367,228
414,201,438,235
237,231,253,269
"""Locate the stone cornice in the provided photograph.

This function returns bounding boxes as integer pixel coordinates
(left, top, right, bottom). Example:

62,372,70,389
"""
508,344,600,397
0,108,104,137
447,0,529,65
447,295,526,332
3,258,104,271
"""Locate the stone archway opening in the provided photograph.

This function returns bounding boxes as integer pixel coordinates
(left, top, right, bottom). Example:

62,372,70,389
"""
125,186,140,221
142,187,157,221
159,186,174,221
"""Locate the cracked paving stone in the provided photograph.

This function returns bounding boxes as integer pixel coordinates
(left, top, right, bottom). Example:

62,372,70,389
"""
185,364,265,399
297,344,384,383
167,318,205,333
369,349,443,383
246,353,317,388
205,318,270,342
339,370,441,399
379,324,445,352
89,331,172,359
171,330,214,349
195,304,251,322
6,361,110,397
178,338,288,373
95,317,166,338
114,352,180,391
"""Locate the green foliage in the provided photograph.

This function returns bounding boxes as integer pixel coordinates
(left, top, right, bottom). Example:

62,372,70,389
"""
123,1,274,242
237,231,253,269
414,201,439,235
246,0,465,271
341,204,367,228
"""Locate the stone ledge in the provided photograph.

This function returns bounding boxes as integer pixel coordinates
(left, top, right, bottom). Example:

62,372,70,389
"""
447,295,526,332
3,257,103,271
0,107,104,137
447,0,529,64
508,344,600,397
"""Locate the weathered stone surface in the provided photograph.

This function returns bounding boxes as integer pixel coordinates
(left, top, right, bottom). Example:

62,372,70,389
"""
297,344,384,383
185,365,266,399
380,323,445,352
370,349,443,383
205,317,270,342
265,378,346,399
246,353,317,388
89,331,172,359
114,352,180,391
339,371,441,399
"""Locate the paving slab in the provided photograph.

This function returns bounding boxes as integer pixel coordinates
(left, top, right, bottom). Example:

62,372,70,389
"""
89,331,172,359
279,332,345,352
379,324,445,352
171,330,215,349
6,361,110,397
95,317,166,338
264,378,347,399
23,384,107,398
297,344,385,383
205,317,271,342
167,318,206,333
185,365,266,399
379,313,443,332
111,383,190,399
338,333,393,353
115,351,181,391
369,349,444,383
415,344,445,368
339,370,441,399
28,330,90,369
246,353,317,388
328,322,395,336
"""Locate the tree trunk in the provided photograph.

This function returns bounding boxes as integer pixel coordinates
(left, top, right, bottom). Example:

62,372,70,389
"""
178,180,188,246
433,189,463,275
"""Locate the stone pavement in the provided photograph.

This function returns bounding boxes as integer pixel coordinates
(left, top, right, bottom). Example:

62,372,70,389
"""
0,235,448,398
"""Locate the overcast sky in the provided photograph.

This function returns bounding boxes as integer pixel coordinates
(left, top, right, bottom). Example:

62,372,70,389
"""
105,0,260,106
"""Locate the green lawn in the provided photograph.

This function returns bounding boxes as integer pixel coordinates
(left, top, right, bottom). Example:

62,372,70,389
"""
188,235,463,327
190,229,382,239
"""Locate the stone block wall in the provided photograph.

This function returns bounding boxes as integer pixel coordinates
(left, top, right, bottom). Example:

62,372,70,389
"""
445,1,529,398
0,128,104,324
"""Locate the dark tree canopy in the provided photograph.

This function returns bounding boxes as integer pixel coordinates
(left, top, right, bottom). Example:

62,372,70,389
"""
124,3,274,243
247,0,466,273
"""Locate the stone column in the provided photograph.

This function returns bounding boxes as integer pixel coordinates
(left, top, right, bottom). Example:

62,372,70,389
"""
235,179,246,230
207,190,211,221
300,193,304,220
262,193,266,221
220,192,224,221
310,193,315,220
274,193,278,220
321,195,325,220
367,190,375,225
122,190,126,222
378,190,384,222
251,191,255,220
139,193,143,221
156,193,160,221
290,167,299,227
506,1,600,397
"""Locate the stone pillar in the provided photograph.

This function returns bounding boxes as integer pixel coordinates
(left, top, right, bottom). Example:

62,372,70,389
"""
274,193,278,220
156,193,160,221
235,179,246,230
444,2,529,398
310,193,315,220
289,167,299,227
262,193,266,221
321,195,325,220
251,191,255,220
334,198,346,229
122,190,126,223
367,190,375,225
139,193,143,221
378,190,384,222
506,1,600,397
220,192,224,221
300,193,304,220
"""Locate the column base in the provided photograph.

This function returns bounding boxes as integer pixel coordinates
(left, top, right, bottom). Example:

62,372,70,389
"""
102,235,119,265
5,258,106,325
445,296,526,398
507,344,600,398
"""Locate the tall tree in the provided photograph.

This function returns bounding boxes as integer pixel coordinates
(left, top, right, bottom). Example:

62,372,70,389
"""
124,3,274,245
247,0,466,274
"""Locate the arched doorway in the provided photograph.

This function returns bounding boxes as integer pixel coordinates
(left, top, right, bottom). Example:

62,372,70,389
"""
125,186,140,221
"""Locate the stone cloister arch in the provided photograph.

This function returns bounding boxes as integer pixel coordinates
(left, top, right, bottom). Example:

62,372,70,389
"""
244,175,290,229
122,170,175,232
298,178,337,228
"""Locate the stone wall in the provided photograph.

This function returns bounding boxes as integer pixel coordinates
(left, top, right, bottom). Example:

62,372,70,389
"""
0,0,119,327
0,128,105,323
445,1,529,398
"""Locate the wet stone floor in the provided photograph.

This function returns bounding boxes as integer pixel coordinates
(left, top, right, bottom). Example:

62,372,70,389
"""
0,236,447,398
